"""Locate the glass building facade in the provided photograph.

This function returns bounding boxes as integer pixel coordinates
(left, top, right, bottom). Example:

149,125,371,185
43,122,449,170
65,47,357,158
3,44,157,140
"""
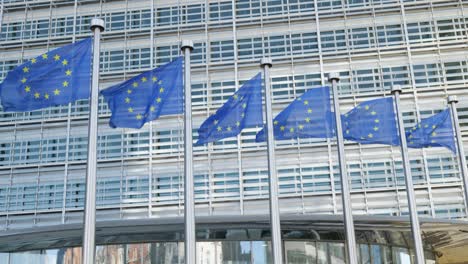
0,0,467,263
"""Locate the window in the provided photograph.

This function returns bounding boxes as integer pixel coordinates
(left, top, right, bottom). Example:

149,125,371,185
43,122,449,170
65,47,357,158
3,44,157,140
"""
348,27,375,50
407,21,435,44
210,40,235,62
209,1,233,22
321,30,347,53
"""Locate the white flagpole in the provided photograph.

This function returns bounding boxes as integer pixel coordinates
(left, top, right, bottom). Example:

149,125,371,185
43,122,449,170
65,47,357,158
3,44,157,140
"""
82,18,104,264
181,40,196,264
328,73,358,264
447,96,468,212
260,58,283,264
392,85,425,264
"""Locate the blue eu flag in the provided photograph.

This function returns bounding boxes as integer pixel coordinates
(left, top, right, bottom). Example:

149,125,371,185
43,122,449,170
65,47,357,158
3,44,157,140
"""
407,109,455,153
342,97,399,146
101,57,183,129
256,87,334,142
0,38,92,112
196,73,263,145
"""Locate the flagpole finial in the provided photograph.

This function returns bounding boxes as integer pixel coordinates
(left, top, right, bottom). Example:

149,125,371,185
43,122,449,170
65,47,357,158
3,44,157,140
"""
328,72,340,82
90,18,105,31
180,40,194,51
391,85,402,94
448,95,458,104
260,58,273,68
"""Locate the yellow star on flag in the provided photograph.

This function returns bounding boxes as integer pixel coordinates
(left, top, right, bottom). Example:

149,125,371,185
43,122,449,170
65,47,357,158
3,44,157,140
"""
34,92,40,99
242,103,247,109
128,107,134,113
62,59,68,66
298,124,304,130
159,87,164,93
125,97,131,103
42,54,48,59
373,127,379,131
127,89,132,94
214,120,219,125
280,126,285,131
424,124,428,128
371,111,376,115
152,77,157,82
236,121,240,127
375,119,380,123
21,78,27,83
233,95,238,100
24,86,31,92
304,100,309,105
368,133,373,138
217,126,222,131
62,81,69,87
31,58,37,64
136,114,143,120
23,67,29,73
54,89,61,95
44,93,50,99
141,77,147,82
431,132,437,137
227,126,232,131
150,106,155,112
289,128,294,133
432,125,436,129
65,70,72,76
156,97,162,103
54,55,60,61
365,105,370,110
133,82,138,88
241,113,245,118
346,130,350,134
305,117,311,123
431,140,436,143
158,81,162,85
307,108,312,114
274,120,278,125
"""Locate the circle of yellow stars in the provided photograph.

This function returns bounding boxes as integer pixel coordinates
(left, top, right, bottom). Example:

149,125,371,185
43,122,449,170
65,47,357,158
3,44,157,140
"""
211,94,247,134
273,97,315,135
408,123,439,145
344,103,380,140
125,74,165,120
22,52,72,101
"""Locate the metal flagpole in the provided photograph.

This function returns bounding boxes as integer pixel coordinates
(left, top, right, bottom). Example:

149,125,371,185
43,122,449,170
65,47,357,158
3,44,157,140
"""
181,40,195,264
82,18,104,264
260,58,283,264
447,96,468,212
328,72,358,264
392,85,425,264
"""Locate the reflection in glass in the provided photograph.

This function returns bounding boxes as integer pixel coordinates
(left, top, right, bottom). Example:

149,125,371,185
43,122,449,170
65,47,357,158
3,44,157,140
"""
252,241,271,264
393,247,412,264
317,242,328,264
328,243,345,264
285,241,316,264
359,244,370,264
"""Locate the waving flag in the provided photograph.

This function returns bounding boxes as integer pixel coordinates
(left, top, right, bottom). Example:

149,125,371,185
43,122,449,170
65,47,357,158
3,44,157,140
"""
196,73,263,145
407,109,455,153
256,86,333,142
342,97,399,146
0,38,92,112
101,57,183,129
